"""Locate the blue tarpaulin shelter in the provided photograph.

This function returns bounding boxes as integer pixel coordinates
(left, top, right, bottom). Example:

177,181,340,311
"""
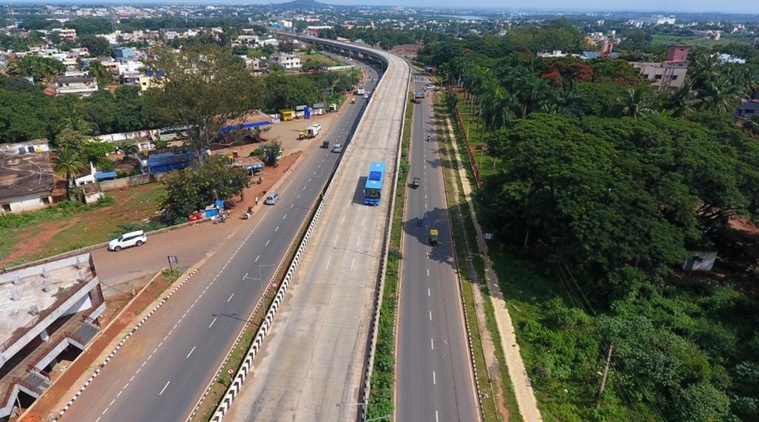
145,150,196,174
218,120,270,133
94,171,117,181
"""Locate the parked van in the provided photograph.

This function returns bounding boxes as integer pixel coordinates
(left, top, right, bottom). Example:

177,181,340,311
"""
108,230,147,252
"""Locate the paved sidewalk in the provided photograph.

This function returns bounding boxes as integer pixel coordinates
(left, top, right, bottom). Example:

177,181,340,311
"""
446,118,543,422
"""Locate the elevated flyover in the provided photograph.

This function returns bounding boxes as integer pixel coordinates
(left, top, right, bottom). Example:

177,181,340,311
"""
222,40,410,421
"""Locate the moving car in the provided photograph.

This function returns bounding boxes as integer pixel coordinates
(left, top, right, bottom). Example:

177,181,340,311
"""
332,144,343,153
108,230,147,252
363,94,368,99
264,192,280,205
412,177,420,189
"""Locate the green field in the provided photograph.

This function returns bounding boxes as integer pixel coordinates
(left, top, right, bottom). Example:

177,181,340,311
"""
650,33,752,47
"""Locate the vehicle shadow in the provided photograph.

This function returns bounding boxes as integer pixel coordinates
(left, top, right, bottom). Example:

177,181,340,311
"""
352,176,367,205
401,206,455,270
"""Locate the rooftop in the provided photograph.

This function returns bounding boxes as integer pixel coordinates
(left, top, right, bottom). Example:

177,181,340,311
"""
0,141,55,202
0,254,96,347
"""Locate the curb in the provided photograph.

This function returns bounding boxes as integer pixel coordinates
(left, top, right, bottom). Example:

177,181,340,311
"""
52,267,200,421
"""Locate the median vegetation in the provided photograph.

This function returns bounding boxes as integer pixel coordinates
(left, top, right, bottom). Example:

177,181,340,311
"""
366,93,413,419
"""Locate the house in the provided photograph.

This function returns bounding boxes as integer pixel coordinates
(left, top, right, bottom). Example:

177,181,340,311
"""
113,47,136,59
312,103,325,115
54,76,98,96
138,70,164,91
631,45,689,90
0,141,55,214
54,28,77,41
735,100,759,119
270,52,301,70
717,53,746,64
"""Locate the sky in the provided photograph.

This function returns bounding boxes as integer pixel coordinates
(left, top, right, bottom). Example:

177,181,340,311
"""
316,0,759,14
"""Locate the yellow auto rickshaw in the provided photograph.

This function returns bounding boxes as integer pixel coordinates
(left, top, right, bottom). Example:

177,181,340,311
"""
298,130,307,140
428,229,439,246
351,97,356,104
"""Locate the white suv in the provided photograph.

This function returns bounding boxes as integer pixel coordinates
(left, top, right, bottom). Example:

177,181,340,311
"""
108,230,147,252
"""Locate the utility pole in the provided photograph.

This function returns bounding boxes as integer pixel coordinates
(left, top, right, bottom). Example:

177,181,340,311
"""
597,342,614,408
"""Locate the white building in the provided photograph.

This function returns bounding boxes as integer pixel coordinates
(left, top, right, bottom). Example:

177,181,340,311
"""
270,52,301,70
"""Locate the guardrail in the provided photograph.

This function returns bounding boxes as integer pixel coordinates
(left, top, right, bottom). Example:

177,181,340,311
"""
208,43,401,422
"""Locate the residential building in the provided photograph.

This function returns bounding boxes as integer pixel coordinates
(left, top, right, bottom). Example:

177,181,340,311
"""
0,253,106,418
113,47,136,59
0,141,54,214
632,45,689,90
54,76,98,96
54,28,77,42
270,52,301,70
717,53,746,64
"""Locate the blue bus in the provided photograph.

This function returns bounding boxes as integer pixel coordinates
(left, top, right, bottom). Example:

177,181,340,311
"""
363,162,385,206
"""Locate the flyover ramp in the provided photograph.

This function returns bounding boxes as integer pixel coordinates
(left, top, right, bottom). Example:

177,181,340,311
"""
223,50,409,421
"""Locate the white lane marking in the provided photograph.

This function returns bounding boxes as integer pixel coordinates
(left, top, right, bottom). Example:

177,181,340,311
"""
96,418,102,422
102,408,108,415
209,318,217,328
187,346,196,359
334,234,339,246
297,194,301,199
362,216,366,227
255,255,260,262
136,368,141,375
158,341,163,348
290,203,294,208
356,236,361,247
433,370,436,385
227,293,234,302
436,410,440,422
427,268,430,277
302,185,307,190
110,398,115,406
430,311,432,321
141,361,147,368
266,239,271,246
282,214,287,220
351,258,355,271
275,226,279,232
130,375,135,382
159,381,170,396
341,214,346,224
326,256,332,269
431,338,434,350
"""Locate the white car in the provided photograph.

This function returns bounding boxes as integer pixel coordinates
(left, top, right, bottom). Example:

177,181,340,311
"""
108,230,147,252
363,94,368,99
264,193,280,205
332,144,343,153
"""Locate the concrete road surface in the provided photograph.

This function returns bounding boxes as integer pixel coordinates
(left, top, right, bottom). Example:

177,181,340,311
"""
396,72,480,422
222,52,409,421
60,62,377,422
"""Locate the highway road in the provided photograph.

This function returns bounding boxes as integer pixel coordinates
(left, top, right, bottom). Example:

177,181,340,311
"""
60,63,380,422
222,51,409,422
396,73,480,421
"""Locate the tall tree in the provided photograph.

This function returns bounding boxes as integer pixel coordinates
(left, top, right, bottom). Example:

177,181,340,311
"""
146,45,261,161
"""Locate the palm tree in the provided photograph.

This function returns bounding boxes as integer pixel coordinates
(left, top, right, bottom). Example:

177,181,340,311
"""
57,102,93,134
476,86,517,143
614,85,655,119
664,80,697,117
54,147,86,200
694,75,746,115
87,61,112,87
